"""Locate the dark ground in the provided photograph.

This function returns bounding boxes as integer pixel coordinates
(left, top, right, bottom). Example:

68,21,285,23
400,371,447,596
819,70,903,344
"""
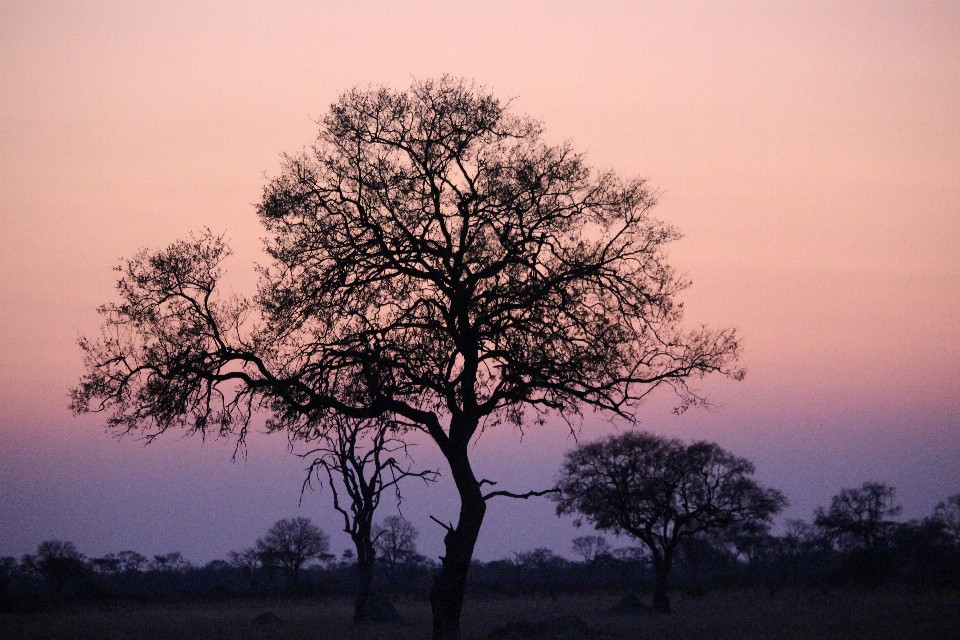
2,589,959,640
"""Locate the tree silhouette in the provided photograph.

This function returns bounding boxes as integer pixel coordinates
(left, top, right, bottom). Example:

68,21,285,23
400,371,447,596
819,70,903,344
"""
303,415,436,621
151,552,190,573
21,541,88,595
255,517,330,586
374,515,423,583
814,482,901,552
228,547,266,593
553,432,786,612
71,77,742,639
931,494,960,546
571,535,610,564
116,550,148,573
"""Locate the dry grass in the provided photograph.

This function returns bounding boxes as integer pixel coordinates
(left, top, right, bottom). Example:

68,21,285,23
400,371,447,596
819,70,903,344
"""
2,589,959,640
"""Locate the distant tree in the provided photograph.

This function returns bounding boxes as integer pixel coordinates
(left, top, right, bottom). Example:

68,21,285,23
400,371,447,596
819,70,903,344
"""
611,546,648,563
21,540,88,594
303,415,435,620
151,552,191,573
89,554,122,575
0,556,18,606
512,548,566,599
72,77,742,639
814,482,901,552
228,547,267,592
554,432,787,612
571,535,610,564
779,519,821,555
256,517,330,586
0,557,17,581
374,515,423,582
116,550,148,573
929,494,960,546
721,520,777,564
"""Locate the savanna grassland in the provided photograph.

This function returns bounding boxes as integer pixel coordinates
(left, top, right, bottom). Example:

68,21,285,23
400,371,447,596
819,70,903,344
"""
3,589,959,640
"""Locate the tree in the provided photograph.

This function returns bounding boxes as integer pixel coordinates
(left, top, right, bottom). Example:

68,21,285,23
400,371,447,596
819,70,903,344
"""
511,548,566,599
21,540,88,595
814,482,901,552
228,547,266,593
303,415,436,621
255,517,330,586
571,535,610,564
151,552,191,573
72,77,742,639
374,515,423,580
89,554,122,575
553,432,786,612
929,493,960,547
116,550,148,573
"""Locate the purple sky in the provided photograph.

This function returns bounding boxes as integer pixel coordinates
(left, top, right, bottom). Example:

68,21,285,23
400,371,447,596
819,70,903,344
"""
1,1,958,564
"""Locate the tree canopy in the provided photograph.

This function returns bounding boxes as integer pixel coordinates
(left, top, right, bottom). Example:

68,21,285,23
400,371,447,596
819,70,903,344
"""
814,482,902,552
255,517,330,585
553,431,786,611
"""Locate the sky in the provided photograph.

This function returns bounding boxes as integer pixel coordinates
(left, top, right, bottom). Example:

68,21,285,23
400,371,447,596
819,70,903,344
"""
1,1,958,564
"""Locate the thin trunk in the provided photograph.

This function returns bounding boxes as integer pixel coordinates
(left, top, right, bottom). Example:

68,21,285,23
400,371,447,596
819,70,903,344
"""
430,440,485,640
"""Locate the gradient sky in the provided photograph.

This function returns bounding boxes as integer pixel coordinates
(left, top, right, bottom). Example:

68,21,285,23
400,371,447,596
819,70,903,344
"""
1,1,958,564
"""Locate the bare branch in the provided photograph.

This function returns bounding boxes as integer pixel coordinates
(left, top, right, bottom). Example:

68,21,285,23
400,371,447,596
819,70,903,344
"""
483,487,560,502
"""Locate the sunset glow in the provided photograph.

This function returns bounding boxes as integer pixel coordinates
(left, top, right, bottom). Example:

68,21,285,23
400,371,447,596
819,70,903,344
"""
1,1,958,563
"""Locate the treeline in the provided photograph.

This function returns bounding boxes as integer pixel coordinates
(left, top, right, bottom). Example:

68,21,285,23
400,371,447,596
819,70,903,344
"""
474,489,960,600
2,484,958,614
0,515,433,612
484,485,960,599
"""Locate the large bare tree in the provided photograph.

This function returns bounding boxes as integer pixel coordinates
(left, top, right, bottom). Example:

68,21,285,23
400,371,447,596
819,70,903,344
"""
72,77,742,639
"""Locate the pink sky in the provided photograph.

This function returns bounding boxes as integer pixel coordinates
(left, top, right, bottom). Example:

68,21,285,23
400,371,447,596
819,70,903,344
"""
1,1,958,562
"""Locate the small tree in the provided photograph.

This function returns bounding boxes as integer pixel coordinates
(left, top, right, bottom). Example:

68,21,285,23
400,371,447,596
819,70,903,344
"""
512,548,566,599
553,432,786,612
116,550,148,573
374,515,423,583
89,554,122,575
304,415,436,620
256,517,330,586
228,547,266,593
151,552,191,573
571,535,610,564
814,482,901,552
929,494,960,547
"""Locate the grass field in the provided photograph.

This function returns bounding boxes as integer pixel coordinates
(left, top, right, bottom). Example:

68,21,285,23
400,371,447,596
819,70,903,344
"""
2,589,959,640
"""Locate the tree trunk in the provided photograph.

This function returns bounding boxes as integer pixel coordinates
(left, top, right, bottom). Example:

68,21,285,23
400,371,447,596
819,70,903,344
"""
353,533,376,622
430,440,486,640
651,553,672,613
